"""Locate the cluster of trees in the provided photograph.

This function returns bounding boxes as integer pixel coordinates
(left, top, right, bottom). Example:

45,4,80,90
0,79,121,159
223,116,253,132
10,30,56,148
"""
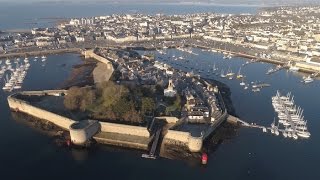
64,86,96,111
64,81,156,124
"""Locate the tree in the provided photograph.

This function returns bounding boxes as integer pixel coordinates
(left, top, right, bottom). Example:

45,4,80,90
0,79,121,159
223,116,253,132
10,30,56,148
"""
122,109,142,123
111,97,134,119
79,89,96,111
64,86,82,110
141,97,155,114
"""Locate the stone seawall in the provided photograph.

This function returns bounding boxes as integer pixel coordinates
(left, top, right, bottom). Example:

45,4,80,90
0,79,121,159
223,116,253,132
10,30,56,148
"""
100,122,150,137
7,90,151,150
7,92,75,130
163,130,203,153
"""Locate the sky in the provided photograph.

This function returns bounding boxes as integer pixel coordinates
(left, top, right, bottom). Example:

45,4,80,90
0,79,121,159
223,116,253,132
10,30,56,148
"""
0,0,319,5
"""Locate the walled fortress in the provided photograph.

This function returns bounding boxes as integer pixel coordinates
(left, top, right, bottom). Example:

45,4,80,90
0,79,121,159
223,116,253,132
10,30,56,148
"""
7,90,204,152
7,50,204,152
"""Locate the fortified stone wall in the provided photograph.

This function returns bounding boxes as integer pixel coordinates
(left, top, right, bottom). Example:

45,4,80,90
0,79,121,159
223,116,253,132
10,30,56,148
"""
156,116,179,124
164,130,203,152
83,50,113,69
100,122,150,138
19,90,68,96
7,91,151,149
7,95,75,130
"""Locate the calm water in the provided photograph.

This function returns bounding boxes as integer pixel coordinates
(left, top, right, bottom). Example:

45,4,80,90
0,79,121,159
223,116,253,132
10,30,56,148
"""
0,3,258,30
0,49,319,179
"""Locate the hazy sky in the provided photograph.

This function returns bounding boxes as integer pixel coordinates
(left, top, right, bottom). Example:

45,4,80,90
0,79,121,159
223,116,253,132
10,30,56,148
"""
0,0,319,5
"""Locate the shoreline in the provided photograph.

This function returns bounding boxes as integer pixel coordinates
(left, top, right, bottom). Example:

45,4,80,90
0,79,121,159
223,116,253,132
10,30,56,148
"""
0,48,81,59
0,39,317,74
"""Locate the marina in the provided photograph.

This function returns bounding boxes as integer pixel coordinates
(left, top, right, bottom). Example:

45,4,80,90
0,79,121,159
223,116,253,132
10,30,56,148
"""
0,57,31,92
143,47,317,142
0,56,49,92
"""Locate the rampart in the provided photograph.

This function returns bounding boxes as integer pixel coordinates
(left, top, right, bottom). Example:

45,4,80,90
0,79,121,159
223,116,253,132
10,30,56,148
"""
163,130,203,153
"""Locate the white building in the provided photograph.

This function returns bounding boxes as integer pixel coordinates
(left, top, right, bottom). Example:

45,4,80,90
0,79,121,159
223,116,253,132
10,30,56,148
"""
164,79,176,97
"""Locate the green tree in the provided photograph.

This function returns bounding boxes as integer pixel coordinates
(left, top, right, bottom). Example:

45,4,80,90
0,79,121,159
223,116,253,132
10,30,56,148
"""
141,97,155,114
112,97,134,118
79,89,96,111
64,86,82,110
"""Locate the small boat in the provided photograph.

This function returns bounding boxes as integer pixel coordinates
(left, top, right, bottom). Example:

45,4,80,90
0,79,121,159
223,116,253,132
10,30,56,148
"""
236,67,244,79
220,69,226,78
262,127,267,133
283,131,288,138
226,66,233,75
297,131,311,138
289,66,299,72
212,63,218,71
240,80,245,86
252,88,260,92
303,76,313,84
5,59,11,65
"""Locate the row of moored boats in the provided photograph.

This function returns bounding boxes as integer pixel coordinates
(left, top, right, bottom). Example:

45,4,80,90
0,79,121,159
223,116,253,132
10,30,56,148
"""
271,91,311,139
1,55,47,92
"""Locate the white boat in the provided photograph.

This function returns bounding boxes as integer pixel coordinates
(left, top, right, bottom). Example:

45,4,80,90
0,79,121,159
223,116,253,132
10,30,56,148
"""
303,76,313,84
220,69,226,78
292,134,298,140
13,85,22,89
297,131,311,138
240,80,245,86
283,131,288,138
226,67,234,77
212,63,218,71
236,67,243,79
252,88,260,92
244,85,248,90
262,127,267,133
5,59,11,65
289,66,299,72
